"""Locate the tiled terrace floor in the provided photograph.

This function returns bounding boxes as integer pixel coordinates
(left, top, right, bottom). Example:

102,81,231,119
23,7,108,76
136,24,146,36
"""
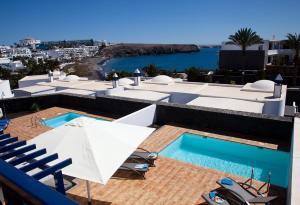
5,107,287,205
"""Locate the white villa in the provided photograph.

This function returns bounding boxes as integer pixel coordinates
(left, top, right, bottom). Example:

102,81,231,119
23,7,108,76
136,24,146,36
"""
18,37,41,49
11,47,32,58
0,58,25,71
0,46,12,58
221,39,295,66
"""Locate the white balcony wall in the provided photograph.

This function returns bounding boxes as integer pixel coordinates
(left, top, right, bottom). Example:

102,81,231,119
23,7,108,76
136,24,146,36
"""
114,104,157,127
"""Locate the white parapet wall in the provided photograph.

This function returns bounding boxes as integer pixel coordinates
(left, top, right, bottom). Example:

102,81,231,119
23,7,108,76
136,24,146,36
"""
114,104,157,127
288,117,300,205
0,80,14,98
262,98,286,116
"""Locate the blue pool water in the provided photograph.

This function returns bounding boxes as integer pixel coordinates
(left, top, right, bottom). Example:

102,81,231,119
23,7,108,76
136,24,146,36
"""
42,112,107,128
160,133,290,187
103,48,219,72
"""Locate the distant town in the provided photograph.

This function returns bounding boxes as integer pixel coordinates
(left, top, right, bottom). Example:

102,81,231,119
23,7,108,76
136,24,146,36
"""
0,38,108,71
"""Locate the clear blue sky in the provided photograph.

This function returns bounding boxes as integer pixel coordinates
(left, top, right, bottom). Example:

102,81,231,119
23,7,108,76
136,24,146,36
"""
1,0,300,45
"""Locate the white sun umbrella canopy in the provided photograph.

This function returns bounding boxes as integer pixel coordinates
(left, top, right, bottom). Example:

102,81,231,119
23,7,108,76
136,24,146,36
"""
29,117,155,184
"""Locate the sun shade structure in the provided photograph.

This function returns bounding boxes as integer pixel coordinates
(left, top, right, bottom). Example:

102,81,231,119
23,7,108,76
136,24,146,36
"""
29,117,155,185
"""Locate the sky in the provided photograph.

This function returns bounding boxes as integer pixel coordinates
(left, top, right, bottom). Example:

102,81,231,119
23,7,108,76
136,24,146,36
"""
1,0,300,45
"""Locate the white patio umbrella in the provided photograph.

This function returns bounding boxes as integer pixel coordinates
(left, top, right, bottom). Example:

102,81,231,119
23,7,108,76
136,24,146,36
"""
29,117,155,204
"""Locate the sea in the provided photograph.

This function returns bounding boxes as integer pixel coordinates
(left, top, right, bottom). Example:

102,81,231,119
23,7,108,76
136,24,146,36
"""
102,47,219,73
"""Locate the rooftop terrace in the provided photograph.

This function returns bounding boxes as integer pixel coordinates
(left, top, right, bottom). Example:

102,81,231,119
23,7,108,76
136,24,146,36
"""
0,93,296,204
4,106,288,205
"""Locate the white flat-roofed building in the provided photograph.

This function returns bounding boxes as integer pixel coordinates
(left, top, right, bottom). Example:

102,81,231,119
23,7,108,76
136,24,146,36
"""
15,74,288,116
9,60,25,71
37,78,90,91
123,75,287,116
11,47,32,58
14,85,56,97
128,81,205,94
33,52,48,62
267,39,294,65
107,89,170,102
18,71,66,88
187,96,264,114
19,75,51,88
0,58,11,65
0,46,12,58
19,38,41,48
46,49,65,60
58,89,96,96
0,58,25,71
69,81,112,91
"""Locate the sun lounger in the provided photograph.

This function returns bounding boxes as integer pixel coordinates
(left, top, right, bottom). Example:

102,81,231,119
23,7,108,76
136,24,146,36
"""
0,119,10,125
217,178,277,204
0,124,8,134
129,148,158,166
119,162,149,179
0,119,9,123
42,175,76,191
202,191,230,205
0,119,10,134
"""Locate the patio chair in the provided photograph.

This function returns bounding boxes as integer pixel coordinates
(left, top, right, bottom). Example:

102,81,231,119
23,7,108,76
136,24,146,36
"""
119,162,150,179
129,148,158,166
217,178,277,205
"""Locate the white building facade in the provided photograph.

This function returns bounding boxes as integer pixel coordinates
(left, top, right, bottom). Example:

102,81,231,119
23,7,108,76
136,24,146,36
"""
11,47,32,58
19,38,41,49
221,39,295,65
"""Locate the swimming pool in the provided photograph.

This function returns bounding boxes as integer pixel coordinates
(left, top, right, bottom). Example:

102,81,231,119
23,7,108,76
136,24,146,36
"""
42,112,107,128
160,133,290,187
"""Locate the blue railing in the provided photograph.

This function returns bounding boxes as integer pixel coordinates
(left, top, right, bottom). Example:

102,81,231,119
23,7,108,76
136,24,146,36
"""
0,133,78,205
0,159,78,205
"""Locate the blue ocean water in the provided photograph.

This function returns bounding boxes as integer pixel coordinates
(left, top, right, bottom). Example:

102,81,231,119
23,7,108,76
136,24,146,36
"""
160,133,290,188
102,48,219,72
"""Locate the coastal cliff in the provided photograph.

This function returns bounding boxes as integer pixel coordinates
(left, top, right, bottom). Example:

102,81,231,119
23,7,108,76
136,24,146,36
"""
100,43,199,58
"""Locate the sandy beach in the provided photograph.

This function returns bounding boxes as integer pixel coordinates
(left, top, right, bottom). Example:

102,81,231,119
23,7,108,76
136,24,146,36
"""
63,56,109,80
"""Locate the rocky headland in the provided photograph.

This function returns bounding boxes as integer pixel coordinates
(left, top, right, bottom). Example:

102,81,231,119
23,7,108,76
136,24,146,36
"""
100,43,199,58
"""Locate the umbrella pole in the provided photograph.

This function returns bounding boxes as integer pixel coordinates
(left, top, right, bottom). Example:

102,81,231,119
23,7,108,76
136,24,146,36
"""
86,180,92,205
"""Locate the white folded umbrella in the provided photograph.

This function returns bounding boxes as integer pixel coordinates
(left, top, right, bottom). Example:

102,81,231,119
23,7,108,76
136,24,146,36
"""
29,116,155,203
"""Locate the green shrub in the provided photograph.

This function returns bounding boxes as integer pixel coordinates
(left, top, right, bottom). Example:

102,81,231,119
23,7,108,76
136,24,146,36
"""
31,103,40,112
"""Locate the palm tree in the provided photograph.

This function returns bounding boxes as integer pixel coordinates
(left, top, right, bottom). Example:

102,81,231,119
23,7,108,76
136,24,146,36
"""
229,28,263,55
286,33,300,66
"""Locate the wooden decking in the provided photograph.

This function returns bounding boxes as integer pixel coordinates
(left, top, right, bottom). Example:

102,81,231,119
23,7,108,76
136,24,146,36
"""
4,107,287,205
5,107,112,141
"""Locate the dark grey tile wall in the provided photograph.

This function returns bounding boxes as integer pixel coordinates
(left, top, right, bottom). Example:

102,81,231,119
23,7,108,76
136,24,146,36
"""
219,50,266,70
0,94,293,147
155,102,293,143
